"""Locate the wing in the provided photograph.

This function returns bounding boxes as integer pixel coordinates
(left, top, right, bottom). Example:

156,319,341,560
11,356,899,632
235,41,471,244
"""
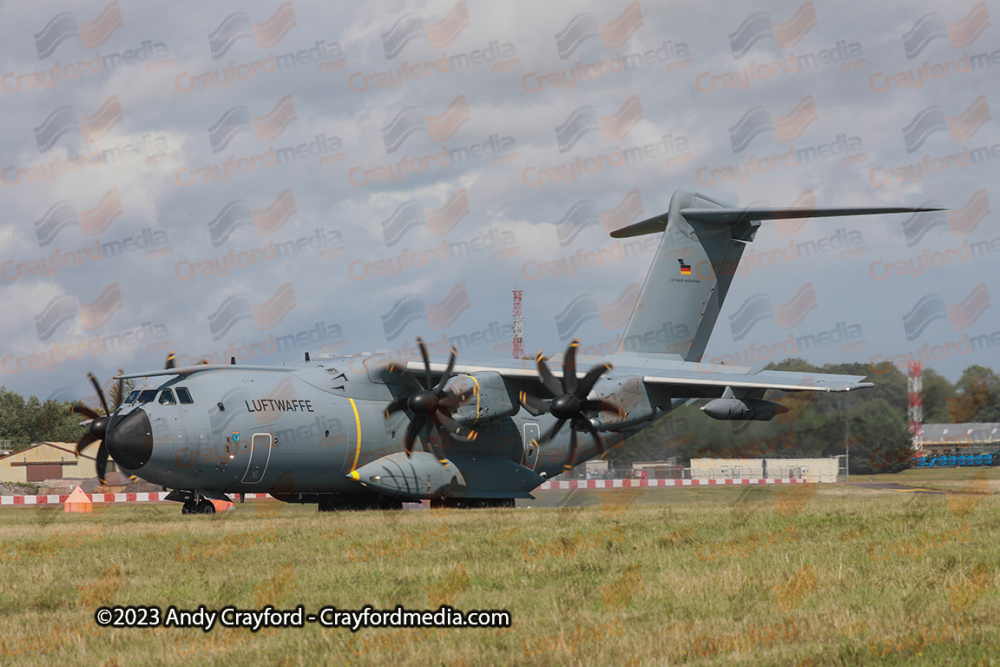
407,354,868,396
403,349,868,432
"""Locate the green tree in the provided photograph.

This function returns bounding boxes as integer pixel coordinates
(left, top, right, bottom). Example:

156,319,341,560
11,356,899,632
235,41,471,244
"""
0,387,89,450
842,398,913,474
951,365,1000,423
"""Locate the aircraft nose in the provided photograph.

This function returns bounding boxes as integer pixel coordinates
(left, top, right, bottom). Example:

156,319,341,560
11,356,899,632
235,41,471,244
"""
105,408,154,471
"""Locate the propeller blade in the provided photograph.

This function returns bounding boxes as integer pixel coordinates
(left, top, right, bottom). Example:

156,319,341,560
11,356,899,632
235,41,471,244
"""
70,403,100,421
563,340,579,394
433,345,458,395
536,354,562,397
428,424,449,462
576,363,613,398
538,418,567,445
564,428,578,471
384,395,408,417
403,415,427,457
416,337,432,388
438,385,475,410
386,364,423,393
96,441,109,486
88,372,110,415
579,418,606,455
114,368,125,410
434,409,477,442
76,432,97,456
581,399,623,419
518,391,549,417
165,352,176,369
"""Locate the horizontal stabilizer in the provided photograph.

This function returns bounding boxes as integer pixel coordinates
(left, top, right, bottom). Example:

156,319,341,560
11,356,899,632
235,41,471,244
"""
680,205,946,224
611,205,945,238
609,213,669,238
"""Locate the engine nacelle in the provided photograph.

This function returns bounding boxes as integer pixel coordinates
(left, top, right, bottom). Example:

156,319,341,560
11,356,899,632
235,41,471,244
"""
587,377,657,429
701,397,789,421
450,371,519,425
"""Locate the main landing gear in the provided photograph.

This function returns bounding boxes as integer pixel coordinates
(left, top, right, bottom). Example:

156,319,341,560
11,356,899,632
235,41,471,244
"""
181,499,216,515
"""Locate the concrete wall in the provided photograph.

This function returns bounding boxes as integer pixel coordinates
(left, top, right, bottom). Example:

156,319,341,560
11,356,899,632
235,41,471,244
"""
690,457,839,483
690,458,764,479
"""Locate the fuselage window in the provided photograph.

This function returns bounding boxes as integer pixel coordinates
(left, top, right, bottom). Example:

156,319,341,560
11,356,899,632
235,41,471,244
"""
176,387,193,404
137,389,158,403
125,390,139,404
159,389,176,405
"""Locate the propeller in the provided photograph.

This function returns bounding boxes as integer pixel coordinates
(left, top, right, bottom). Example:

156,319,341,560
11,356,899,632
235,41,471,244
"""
518,339,621,470
165,351,209,368
383,337,478,461
72,352,181,485
71,370,123,486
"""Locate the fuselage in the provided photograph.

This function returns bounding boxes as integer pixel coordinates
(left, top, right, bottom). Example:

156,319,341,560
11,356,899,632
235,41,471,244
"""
107,352,624,500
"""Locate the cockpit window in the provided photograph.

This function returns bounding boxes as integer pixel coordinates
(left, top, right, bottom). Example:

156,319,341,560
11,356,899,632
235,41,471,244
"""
137,389,158,403
176,387,193,404
125,390,139,404
158,389,176,405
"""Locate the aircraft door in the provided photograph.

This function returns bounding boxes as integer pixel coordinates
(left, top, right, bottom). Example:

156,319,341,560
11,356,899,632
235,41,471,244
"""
522,423,540,470
242,433,273,484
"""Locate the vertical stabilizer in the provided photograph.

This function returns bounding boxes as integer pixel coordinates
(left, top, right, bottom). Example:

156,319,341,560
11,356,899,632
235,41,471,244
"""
612,190,940,360
615,190,759,361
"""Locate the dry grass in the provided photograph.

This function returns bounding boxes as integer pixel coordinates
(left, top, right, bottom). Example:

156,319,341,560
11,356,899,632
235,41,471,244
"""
0,471,998,666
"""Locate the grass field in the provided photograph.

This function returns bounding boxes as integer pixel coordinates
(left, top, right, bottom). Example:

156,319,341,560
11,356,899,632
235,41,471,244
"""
1,469,998,666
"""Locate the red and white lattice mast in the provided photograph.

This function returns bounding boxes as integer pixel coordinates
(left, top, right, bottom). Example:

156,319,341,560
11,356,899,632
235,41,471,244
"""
908,361,923,453
512,289,524,359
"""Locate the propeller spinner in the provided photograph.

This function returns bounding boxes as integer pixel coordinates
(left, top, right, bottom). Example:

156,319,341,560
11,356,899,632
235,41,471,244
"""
384,337,478,461
518,339,621,470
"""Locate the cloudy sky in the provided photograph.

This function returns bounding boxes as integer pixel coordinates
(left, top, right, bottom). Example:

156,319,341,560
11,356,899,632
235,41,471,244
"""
0,0,997,403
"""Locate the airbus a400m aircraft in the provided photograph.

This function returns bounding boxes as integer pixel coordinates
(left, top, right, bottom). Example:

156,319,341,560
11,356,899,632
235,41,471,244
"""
73,190,935,514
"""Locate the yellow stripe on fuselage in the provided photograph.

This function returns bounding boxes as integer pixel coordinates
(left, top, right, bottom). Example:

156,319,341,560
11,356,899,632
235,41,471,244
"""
349,398,362,472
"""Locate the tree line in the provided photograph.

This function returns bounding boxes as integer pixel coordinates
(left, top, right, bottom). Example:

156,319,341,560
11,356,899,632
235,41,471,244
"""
0,379,133,452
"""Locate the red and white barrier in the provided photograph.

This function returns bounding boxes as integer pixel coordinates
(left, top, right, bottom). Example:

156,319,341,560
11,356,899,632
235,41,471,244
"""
0,492,272,506
537,478,803,490
0,478,803,506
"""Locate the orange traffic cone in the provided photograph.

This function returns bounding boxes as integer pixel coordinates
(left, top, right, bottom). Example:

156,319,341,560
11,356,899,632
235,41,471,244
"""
64,486,93,513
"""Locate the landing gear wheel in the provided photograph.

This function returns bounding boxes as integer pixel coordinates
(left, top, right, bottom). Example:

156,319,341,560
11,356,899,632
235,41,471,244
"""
196,500,215,515
181,500,197,514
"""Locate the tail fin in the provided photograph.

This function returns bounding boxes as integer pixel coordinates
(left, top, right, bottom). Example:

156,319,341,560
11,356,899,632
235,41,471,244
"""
614,189,943,361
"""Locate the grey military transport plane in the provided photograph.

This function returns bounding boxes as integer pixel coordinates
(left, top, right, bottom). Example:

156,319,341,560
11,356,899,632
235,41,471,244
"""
73,189,937,514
